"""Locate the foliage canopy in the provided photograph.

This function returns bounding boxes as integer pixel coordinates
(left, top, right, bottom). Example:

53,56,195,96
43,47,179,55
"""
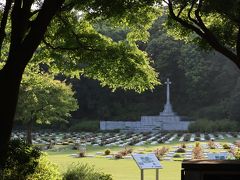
162,0,240,68
16,65,78,125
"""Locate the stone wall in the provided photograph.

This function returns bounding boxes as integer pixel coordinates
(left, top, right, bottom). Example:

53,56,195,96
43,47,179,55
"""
100,117,190,132
100,121,126,130
162,121,190,131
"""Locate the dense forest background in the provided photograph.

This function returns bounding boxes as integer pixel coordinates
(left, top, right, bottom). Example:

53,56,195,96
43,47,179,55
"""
66,17,240,128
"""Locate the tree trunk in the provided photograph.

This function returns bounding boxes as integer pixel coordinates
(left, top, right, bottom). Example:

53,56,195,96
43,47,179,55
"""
0,0,65,171
0,65,23,170
26,118,34,145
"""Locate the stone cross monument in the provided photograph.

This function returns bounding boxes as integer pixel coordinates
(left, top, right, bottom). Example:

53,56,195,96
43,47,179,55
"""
165,78,171,104
160,78,175,115
100,77,190,132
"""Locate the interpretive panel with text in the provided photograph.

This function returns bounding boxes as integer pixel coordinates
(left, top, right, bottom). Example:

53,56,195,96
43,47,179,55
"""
132,153,163,169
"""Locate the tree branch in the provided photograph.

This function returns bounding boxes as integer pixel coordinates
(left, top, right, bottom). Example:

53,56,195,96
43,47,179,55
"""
237,25,240,60
56,14,91,49
177,3,187,17
19,0,65,66
22,0,35,14
42,38,80,51
167,0,204,37
0,0,13,58
187,0,199,25
167,0,239,68
10,0,24,49
193,0,238,65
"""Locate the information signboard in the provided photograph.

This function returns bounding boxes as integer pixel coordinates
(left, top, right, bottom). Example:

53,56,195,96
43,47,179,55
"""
132,153,163,169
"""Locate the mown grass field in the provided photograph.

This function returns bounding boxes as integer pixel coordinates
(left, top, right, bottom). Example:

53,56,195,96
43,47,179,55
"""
48,153,181,180
46,138,238,180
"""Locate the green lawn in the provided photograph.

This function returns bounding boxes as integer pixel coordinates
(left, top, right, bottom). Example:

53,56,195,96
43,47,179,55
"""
48,152,181,180
46,143,188,180
46,140,237,180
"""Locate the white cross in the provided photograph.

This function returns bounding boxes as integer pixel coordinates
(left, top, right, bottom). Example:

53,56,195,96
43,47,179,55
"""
164,78,171,104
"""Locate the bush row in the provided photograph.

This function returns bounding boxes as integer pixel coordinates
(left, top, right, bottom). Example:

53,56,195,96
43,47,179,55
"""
188,119,239,132
69,120,99,132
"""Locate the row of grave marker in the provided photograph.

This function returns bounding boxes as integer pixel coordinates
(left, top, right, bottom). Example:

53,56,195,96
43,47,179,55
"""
11,131,240,147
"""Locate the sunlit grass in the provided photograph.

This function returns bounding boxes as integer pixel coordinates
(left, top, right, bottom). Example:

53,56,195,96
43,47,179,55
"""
48,153,181,180
46,139,238,180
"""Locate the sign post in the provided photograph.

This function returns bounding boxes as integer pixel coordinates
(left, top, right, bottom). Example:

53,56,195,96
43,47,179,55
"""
156,169,159,180
141,169,144,180
132,153,163,180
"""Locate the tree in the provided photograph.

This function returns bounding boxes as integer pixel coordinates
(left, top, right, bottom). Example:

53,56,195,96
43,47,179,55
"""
69,17,240,124
0,0,159,168
15,66,78,144
162,0,240,69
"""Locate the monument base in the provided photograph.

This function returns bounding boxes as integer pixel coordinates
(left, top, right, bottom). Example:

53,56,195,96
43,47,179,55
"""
100,115,190,132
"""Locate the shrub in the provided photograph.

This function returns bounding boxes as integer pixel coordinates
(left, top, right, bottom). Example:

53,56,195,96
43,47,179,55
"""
26,154,62,180
2,139,42,180
223,144,230,149
229,148,240,160
188,119,239,132
192,145,203,160
126,147,133,154
176,148,186,153
181,143,186,148
155,147,169,160
195,141,200,147
234,141,240,148
114,153,123,159
79,152,85,157
118,147,133,156
63,163,113,180
118,150,127,156
69,120,99,132
173,154,182,158
104,149,111,155
208,140,215,149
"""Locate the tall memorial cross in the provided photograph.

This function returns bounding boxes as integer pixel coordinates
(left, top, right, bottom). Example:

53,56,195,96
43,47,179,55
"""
160,78,174,115
164,78,171,105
